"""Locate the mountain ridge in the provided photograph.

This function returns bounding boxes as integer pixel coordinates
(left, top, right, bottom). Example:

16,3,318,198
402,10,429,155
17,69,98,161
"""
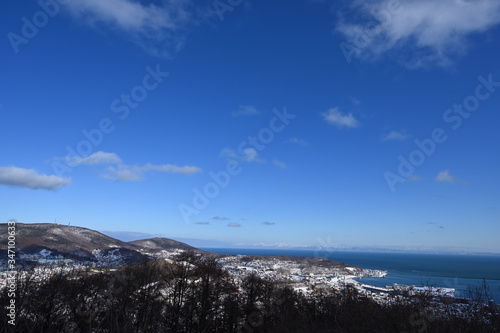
0,222,200,264
128,237,197,252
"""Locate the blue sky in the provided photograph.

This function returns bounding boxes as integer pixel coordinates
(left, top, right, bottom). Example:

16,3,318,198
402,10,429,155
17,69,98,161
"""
1,0,500,253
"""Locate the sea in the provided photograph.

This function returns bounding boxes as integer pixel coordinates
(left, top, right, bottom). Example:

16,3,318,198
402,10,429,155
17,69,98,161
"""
202,248,500,304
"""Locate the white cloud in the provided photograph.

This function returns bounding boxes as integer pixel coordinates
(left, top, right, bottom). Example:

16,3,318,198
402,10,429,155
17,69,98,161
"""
104,163,202,182
435,170,456,184
65,0,205,57
286,137,308,146
336,0,500,67
104,166,143,182
213,216,230,220
349,96,361,106
220,147,263,162
242,148,259,162
219,148,238,159
232,105,261,116
72,151,122,165
0,166,70,190
227,222,241,227
272,158,287,169
57,151,201,182
406,174,423,182
322,107,359,128
382,130,410,141
140,163,202,175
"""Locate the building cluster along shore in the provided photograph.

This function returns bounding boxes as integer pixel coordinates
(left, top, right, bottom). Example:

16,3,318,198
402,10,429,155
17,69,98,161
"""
215,254,388,293
1,247,499,318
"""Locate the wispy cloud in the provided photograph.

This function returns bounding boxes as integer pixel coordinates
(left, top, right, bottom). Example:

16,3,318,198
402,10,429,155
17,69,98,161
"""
227,222,241,227
232,105,261,116
0,166,70,190
57,151,202,182
241,148,259,162
100,230,164,241
104,166,143,182
425,222,445,231
104,163,202,182
195,222,210,225
286,137,308,146
272,159,287,169
213,216,230,221
262,221,276,226
65,0,208,57
71,151,122,165
322,107,359,128
237,242,309,248
406,174,423,182
336,0,500,68
382,130,410,141
141,163,202,175
220,147,263,162
349,96,361,106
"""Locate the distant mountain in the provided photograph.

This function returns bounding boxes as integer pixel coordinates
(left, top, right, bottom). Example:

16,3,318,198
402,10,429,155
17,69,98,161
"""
0,223,201,264
128,237,198,252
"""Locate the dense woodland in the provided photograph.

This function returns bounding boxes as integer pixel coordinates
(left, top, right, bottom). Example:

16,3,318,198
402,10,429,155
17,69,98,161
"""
1,252,499,333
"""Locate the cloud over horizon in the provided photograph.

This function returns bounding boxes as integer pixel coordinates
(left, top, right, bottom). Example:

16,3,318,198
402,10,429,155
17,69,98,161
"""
100,230,164,241
0,166,70,190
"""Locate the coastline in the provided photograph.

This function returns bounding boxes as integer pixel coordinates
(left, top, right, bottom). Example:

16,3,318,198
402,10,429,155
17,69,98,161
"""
203,248,500,303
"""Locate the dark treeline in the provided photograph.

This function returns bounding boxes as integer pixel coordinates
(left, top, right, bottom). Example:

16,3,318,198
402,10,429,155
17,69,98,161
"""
1,251,499,333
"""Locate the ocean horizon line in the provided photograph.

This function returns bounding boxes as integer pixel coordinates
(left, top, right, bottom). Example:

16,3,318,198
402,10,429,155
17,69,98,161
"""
200,246,500,257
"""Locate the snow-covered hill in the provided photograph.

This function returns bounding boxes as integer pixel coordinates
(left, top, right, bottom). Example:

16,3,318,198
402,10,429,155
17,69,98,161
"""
0,223,201,265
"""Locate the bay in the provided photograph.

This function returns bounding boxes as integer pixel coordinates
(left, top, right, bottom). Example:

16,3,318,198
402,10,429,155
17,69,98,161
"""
203,248,500,303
